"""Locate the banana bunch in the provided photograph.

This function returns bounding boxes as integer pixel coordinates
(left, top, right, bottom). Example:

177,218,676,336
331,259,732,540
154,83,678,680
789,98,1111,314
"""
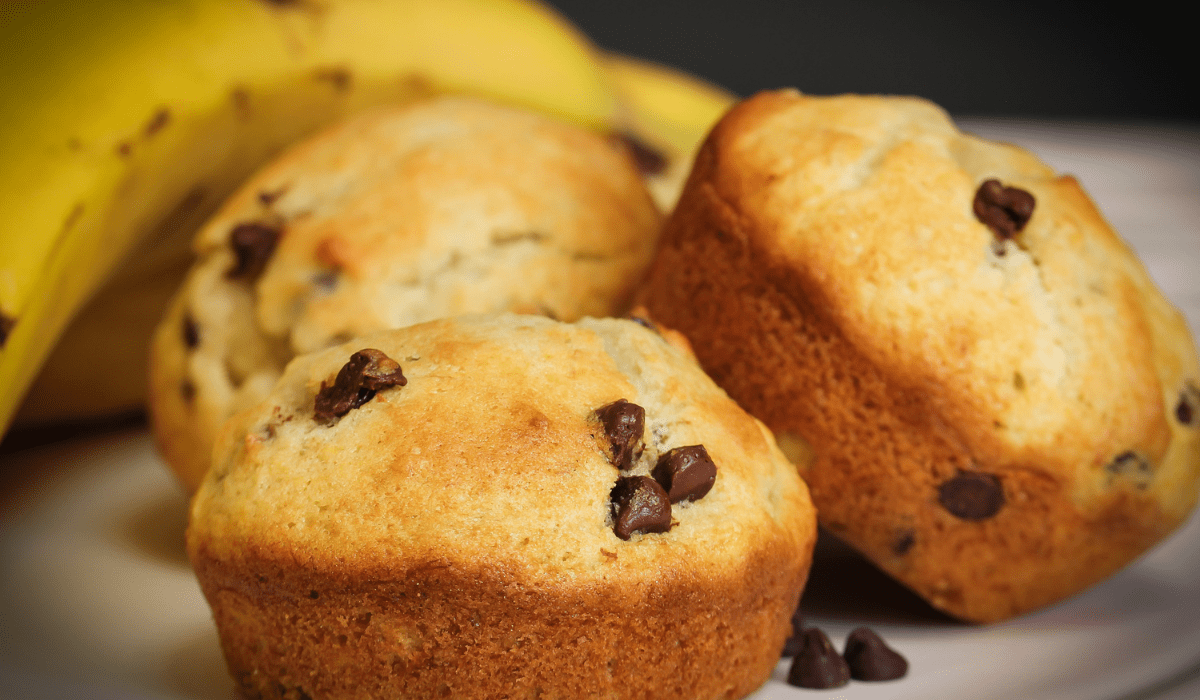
0,0,734,433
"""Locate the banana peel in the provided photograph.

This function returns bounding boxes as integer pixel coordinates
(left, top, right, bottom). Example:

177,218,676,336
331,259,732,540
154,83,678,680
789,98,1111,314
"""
6,21,735,429
0,0,630,437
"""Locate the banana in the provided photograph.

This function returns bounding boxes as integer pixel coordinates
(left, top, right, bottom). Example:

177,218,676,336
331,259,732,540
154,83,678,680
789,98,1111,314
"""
8,47,736,429
0,0,625,437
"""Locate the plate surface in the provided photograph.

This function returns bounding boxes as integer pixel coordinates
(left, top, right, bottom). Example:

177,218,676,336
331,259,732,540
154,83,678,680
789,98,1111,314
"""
2,121,1199,700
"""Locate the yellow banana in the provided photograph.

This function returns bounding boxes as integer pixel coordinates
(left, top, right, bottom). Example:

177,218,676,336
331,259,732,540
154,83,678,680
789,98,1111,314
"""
9,49,736,428
0,0,623,437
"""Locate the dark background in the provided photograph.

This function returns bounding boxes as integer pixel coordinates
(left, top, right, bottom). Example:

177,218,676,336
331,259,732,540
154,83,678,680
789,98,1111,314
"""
547,0,1196,120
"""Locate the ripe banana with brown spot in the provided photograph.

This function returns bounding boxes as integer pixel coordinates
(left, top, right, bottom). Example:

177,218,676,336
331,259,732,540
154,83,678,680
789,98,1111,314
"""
0,0,626,436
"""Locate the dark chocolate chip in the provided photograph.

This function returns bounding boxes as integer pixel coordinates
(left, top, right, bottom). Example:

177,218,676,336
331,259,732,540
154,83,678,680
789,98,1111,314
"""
0,312,14,348
182,312,200,349
309,590,320,599
144,108,170,137
1106,450,1153,486
938,471,1004,520
893,530,916,556
226,222,282,280
786,628,850,689
843,627,909,681
593,399,645,470
611,132,668,175
1177,382,1200,426
627,314,659,334
610,475,672,540
314,349,407,425
780,607,805,657
973,179,1035,239
652,445,717,503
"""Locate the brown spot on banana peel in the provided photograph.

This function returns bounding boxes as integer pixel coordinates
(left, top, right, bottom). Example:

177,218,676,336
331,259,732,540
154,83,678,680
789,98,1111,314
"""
231,87,251,120
0,312,15,348
144,108,171,137
313,66,352,92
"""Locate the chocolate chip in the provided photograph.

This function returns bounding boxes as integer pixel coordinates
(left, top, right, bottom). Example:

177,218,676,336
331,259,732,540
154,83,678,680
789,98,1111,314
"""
843,627,908,681
938,471,1004,520
893,530,916,556
258,187,288,206
0,312,14,348
314,349,407,425
593,399,645,470
610,475,672,540
973,179,1035,239
626,313,659,334
1106,450,1153,487
226,222,282,280
611,132,668,175
1177,382,1200,426
182,312,200,349
652,445,717,503
780,607,805,657
786,628,850,689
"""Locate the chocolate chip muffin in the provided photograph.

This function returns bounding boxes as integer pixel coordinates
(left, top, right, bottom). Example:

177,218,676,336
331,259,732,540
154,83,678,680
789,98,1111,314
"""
149,96,662,491
187,314,816,700
637,89,1200,623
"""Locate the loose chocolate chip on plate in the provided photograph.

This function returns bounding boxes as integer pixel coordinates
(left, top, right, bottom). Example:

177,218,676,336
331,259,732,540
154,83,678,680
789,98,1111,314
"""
653,445,717,503
182,312,200,349
938,471,1005,520
593,399,645,470
973,179,1035,239
314,349,407,425
611,132,668,175
780,606,805,657
843,627,909,681
610,475,672,540
787,628,850,689
226,222,282,280
1177,382,1200,426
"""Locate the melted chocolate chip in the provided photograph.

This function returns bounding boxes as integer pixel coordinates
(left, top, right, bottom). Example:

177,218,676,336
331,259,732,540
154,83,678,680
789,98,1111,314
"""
0,312,14,348
610,475,672,540
787,628,850,689
1177,382,1200,426
314,349,407,425
226,222,282,280
652,445,717,503
893,530,916,556
973,179,1035,239
938,471,1004,520
1106,451,1153,486
843,627,908,681
593,399,645,470
182,312,200,349
780,607,805,657
611,132,668,175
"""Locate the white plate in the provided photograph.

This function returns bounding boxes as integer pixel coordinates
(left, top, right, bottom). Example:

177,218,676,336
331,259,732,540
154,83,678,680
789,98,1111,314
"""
2,121,1200,700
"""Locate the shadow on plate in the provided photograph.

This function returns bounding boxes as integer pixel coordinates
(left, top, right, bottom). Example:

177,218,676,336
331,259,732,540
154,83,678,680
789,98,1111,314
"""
801,528,957,626
161,625,236,700
115,489,192,569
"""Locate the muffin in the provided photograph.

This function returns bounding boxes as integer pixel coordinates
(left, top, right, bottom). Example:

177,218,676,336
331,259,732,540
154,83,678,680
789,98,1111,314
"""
149,96,662,491
637,89,1200,623
187,314,816,699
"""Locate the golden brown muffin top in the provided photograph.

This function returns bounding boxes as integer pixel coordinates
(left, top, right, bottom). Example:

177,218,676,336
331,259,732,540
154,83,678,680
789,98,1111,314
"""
189,314,814,587
693,90,1199,520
